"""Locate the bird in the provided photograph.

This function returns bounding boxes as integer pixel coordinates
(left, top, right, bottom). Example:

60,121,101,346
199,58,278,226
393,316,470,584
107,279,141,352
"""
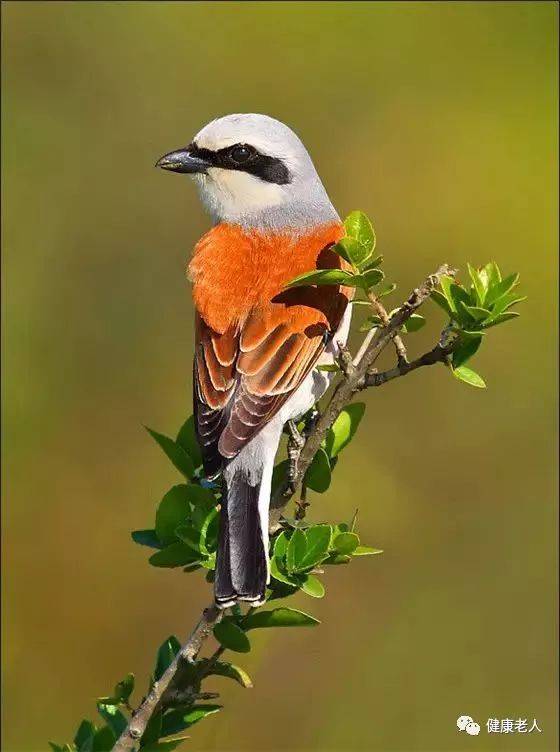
156,114,352,608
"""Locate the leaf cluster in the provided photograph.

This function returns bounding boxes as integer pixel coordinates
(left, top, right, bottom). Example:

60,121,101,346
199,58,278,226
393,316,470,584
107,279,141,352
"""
132,418,218,574
50,640,224,751
286,211,386,293
269,521,381,600
432,263,525,387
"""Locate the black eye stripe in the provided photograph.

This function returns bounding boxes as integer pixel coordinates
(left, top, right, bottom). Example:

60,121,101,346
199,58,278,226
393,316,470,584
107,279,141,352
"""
187,142,291,185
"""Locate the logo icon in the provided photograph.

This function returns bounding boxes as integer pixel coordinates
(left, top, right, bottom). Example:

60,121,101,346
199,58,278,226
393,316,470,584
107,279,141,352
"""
457,716,481,736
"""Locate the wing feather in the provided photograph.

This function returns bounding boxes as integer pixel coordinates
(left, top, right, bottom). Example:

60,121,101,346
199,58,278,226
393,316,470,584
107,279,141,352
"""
192,223,350,475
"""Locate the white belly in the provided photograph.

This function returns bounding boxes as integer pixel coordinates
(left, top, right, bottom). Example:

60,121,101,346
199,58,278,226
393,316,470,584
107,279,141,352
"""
279,300,352,424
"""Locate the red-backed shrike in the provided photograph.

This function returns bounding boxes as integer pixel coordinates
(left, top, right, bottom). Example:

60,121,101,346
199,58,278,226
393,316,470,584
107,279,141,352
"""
157,114,352,608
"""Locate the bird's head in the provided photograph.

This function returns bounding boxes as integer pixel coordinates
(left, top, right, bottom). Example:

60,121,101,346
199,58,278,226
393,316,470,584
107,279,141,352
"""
156,113,338,230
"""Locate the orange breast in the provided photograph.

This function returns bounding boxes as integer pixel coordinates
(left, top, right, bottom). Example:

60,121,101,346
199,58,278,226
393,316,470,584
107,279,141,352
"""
188,222,346,334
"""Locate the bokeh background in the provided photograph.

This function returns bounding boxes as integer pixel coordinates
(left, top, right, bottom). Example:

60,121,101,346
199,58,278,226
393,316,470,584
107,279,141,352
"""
2,2,558,751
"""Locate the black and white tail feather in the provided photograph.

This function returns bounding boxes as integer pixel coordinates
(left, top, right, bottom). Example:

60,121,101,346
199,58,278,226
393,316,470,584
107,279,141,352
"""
215,469,268,608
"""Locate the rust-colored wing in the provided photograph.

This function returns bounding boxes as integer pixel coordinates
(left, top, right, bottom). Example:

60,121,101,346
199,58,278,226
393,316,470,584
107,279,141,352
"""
190,222,350,476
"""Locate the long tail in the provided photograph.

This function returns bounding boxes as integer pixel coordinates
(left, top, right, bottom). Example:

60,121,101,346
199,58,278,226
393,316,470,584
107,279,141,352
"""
214,455,274,609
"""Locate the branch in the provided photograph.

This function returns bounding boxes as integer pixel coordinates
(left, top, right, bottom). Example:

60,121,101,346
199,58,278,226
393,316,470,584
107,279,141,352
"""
270,263,455,521
114,262,454,749
366,289,408,366
113,605,221,751
363,341,453,387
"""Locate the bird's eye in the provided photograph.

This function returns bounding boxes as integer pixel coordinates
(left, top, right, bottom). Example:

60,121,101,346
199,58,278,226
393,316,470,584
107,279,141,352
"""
230,145,253,163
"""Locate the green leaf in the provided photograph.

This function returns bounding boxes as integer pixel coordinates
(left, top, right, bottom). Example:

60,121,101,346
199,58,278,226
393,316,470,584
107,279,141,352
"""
272,530,290,561
439,276,458,312
455,328,487,339
361,254,384,271
353,546,383,556
449,282,473,310
337,237,363,268
48,744,64,752
175,415,203,468
213,619,251,653
332,240,352,263
467,263,488,305
316,363,340,372
149,542,200,568
131,529,162,549
331,522,349,538
286,268,354,288
325,553,352,565
199,506,219,556
297,525,331,570
270,555,297,586
286,528,307,572
359,315,381,333
325,402,365,458
357,268,384,290
333,532,360,555
154,636,181,681
161,706,221,737
376,281,396,297
401,314,426,333
489,293,526,317
155,485,191,545
463,305,491,322
244,607,320,629
431,289,453,316
113,673,134,704
485,271,519,307
185,484,217,520
452,365,486,388
300,574,325,598
145,427,195,479
343,210,376,267
182,705,222,726
483,311,520,328
74,721,96,750
456,300,477,324
96,704,127,736
452,335,482,368
209,661,253,688
304,447,332,493
92,726,115,752
483,261,502,287
174,524,201,552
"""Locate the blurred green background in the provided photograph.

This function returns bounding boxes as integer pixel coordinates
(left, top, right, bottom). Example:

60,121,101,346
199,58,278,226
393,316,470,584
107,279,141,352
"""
2,2,558,751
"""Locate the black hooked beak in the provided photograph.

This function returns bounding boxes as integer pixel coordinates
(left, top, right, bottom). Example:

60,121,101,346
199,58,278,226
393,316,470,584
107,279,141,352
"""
155,147,211,174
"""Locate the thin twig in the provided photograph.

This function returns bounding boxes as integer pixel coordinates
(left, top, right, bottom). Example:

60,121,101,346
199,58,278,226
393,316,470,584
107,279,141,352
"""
366,290,408,366
363,341,454,387
113,605,221,751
